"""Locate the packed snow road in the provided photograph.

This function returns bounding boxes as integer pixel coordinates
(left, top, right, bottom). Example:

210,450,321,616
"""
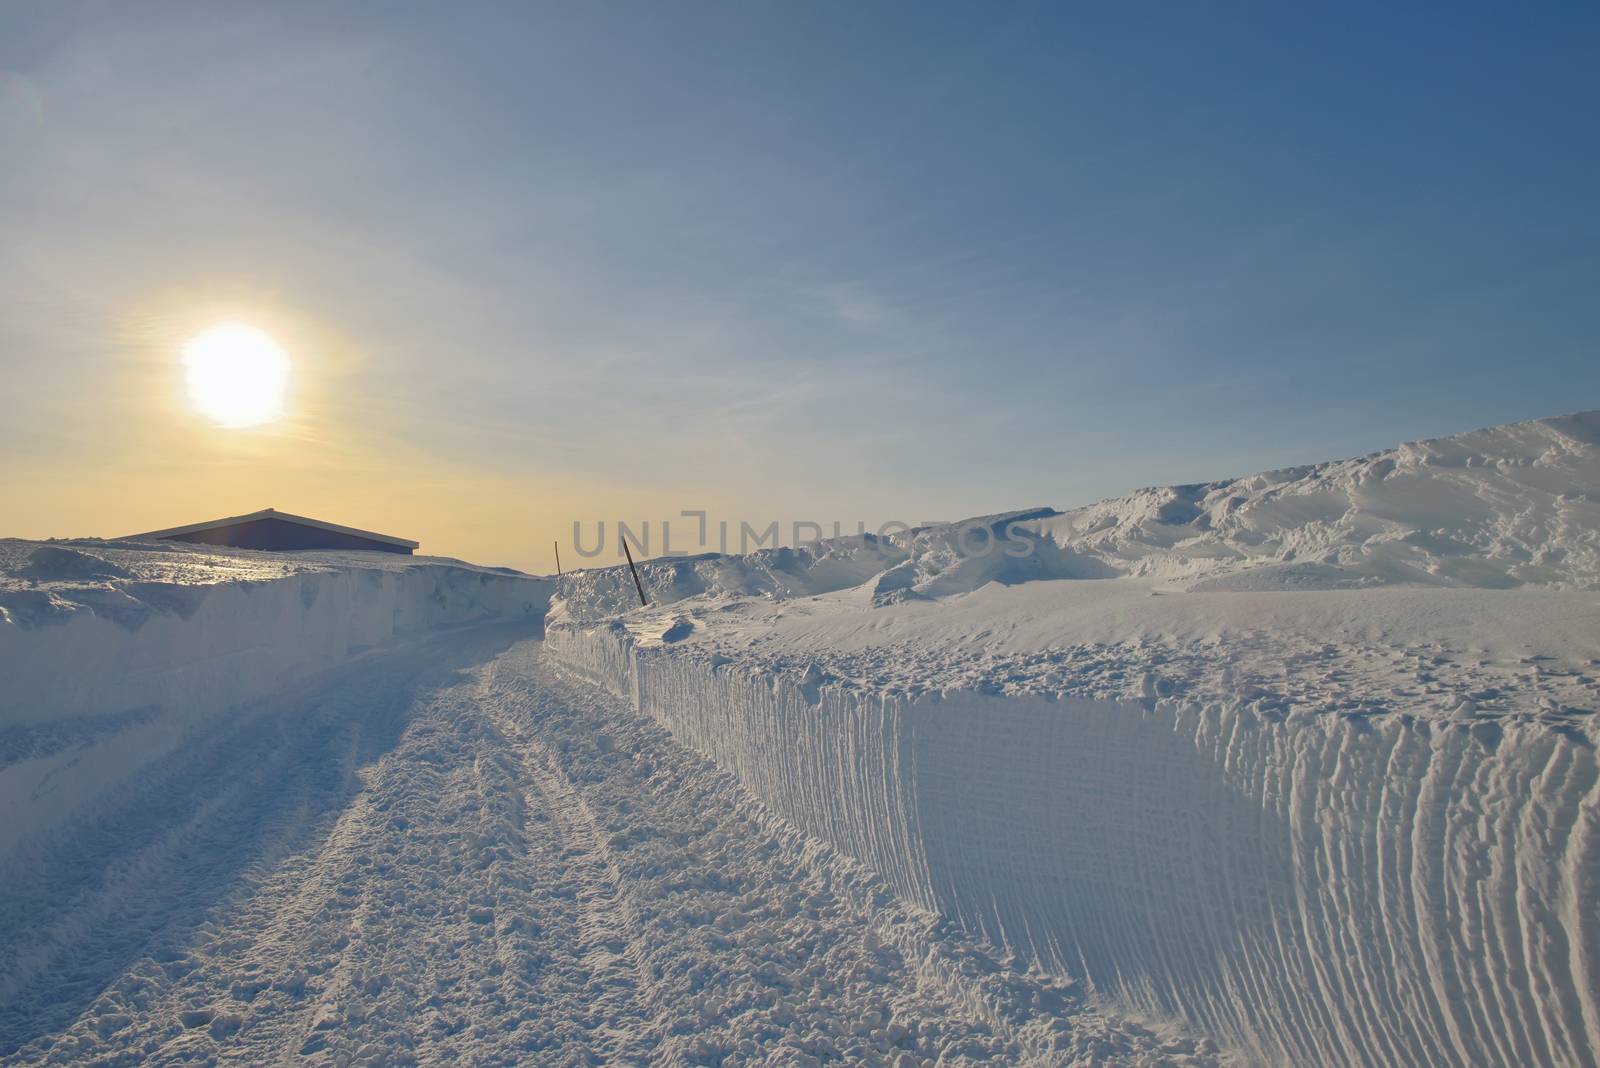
0,625,1214,1067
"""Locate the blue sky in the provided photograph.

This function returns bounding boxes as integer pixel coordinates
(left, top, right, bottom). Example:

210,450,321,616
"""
3,2,1598,569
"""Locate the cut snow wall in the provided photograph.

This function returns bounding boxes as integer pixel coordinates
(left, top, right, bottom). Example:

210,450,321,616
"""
0,565,552,863
549,625,1600,1068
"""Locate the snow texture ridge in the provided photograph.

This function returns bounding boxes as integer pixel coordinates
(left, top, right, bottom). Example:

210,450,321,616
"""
547,620,1600,1068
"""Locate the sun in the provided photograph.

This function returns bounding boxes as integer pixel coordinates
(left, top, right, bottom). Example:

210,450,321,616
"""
183,324,289,427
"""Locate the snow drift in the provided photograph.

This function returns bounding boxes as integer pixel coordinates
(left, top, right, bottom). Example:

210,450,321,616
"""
551,411,1600,625
549,627,1600,1068
0,542,551,863
545,410,1600,1068
1024,409,1600,592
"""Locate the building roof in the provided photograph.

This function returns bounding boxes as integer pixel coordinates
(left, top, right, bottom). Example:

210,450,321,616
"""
128,508,421,550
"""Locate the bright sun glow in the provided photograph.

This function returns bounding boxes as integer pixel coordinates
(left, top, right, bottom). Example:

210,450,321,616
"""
183,324,289,427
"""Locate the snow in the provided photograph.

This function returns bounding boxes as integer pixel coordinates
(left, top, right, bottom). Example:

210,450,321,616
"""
4,409,1599,1066
544,410,1600,1067
549,619,1600,1065
1,633,1214,1066
1024,409,1600,592
551,411,1600,626
0,540,552,863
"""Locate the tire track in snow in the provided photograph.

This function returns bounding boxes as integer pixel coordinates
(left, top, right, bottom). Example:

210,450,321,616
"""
497,725,658,1062
477,643,1223,1067
0,626,499,1058
195,633,656,1067
3,633,1220,1067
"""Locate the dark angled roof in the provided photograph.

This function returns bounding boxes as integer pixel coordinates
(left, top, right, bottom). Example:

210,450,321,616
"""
128,508,420,551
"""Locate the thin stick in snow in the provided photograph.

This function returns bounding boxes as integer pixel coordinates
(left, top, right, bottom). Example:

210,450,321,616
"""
622,539,648,607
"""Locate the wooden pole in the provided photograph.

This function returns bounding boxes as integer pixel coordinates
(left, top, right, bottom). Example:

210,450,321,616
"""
554,540,562,577
621,539,648,607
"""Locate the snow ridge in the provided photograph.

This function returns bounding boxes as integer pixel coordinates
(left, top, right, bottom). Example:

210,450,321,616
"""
548,624,1600,1068
1023,409,1600,591
552,410,1600,624
0,550,552,863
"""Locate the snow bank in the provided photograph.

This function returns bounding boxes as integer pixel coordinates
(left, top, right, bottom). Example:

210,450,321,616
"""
0,544,551,863
549,623,1600,1068
543,411,1600,1066
1021,409,1600,590
550,412,1600,629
